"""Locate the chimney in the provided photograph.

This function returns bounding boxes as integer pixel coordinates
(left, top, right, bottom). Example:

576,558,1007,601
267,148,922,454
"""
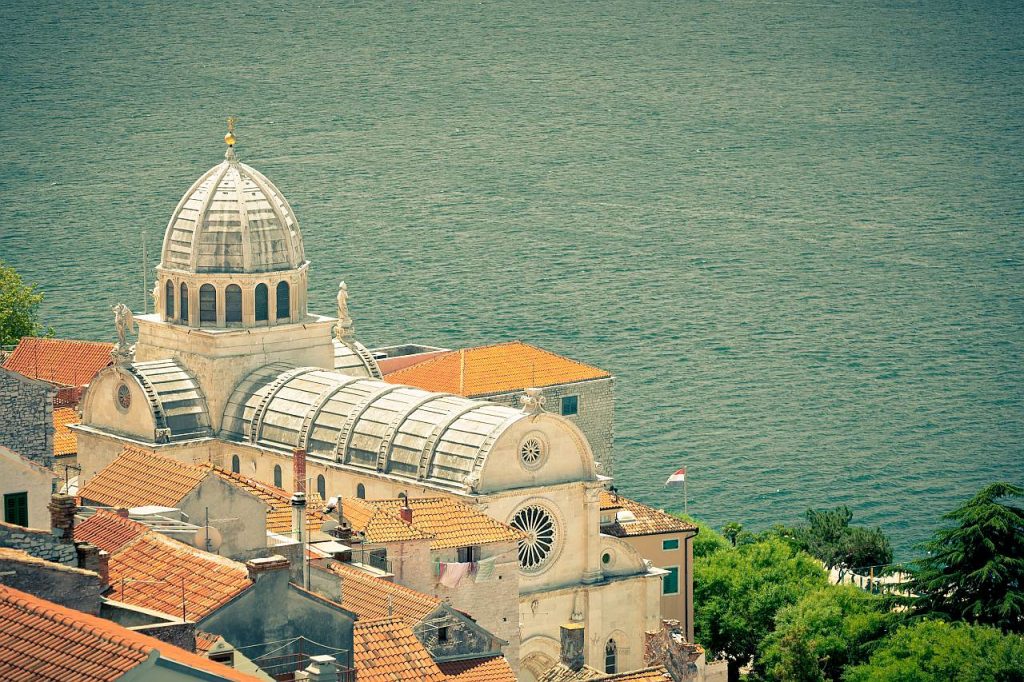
559,623,585,672
295,654,337,682
48,494,77,543
115,508,130,518
399,506,413,525
645,620,701,682
245,555,290,582
293,448,306,494
292,492,309,589
76,543,110,586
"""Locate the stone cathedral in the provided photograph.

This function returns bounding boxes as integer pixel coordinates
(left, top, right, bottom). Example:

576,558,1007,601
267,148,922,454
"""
74,129,669,680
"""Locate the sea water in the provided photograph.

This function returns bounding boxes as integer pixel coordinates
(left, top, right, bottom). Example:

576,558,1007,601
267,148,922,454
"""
1,0,1021,559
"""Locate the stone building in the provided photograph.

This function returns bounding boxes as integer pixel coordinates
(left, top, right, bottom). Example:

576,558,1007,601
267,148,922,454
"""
72,131,671,680
0,445,57,529
383,341,615,473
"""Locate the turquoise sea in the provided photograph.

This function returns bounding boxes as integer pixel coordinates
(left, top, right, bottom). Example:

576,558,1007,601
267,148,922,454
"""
1,0,1021,559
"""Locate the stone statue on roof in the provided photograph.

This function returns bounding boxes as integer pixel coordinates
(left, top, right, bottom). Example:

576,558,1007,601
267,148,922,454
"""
112,303,135,349
335,281,354,341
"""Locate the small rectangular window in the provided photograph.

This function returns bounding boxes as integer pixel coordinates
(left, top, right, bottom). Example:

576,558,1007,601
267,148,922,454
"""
3,492,29,527
458,546,478,563
209,651,234,666
560,395,579,416
662,566,680,595
438,626,449,643
663,539,679,551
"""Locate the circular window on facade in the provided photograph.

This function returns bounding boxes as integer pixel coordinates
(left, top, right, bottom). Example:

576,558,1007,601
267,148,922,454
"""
511,504,557,571
116,383,132,410
519,435,546,470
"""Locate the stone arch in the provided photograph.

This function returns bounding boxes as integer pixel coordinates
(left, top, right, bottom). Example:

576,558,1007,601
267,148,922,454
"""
165,280,175,320
276,281,290,320
199,283,217,324
255,283,269,322
225,284,242,323
231,454,240,474
356,483,365,499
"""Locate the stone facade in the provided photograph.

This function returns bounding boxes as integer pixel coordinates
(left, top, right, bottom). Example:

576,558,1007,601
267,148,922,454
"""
0,550,102,615
0,367,55,466
0,521,77,566
482,377,614,475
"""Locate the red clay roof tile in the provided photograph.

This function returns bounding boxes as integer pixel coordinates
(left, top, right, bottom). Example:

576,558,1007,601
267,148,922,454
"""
353,617,447,682
78,447,207,508
3,337,113,388
439,656,518,682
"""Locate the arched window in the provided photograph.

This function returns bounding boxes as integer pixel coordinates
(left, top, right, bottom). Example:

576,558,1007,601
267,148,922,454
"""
180,283,190,322
605,639,617,674
356,483,366,499
317,475,326,500
225,284,242,323
276,281,290,320
255,283,269,322
165,281,175,319
231,455,240,474
273,465,283,488
199,284,217,323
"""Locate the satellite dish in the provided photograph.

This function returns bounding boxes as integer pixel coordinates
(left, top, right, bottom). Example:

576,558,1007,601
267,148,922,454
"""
194,525,223,552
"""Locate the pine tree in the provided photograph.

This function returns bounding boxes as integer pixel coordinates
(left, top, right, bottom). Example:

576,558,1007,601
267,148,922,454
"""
909,482,1024,633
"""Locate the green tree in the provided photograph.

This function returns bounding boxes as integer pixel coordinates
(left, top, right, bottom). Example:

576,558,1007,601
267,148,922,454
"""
675,514,731,558
793,506,893,571
722,522,743,547
694,537,828,681
759,586,896,682
0,261,52,346
843,620,1024,682
909,482,1024,632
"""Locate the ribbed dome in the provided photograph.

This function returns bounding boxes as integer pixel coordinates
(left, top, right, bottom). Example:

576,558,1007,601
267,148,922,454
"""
160,157,305,274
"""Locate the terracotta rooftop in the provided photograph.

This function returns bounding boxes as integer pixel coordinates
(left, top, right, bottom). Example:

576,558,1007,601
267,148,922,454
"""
599,493,697,537
439,656,518,682
341,497,432,544
2,337,113,387
78,447,207,508
75,510,251,620
74,510,149,553
327,561,441,623
0,584,260,682
195,630,222,655
52,407,78,457
352,617,447,682
211,467,327,535
384,341,610,397
363,497,524,550
538,664,671,681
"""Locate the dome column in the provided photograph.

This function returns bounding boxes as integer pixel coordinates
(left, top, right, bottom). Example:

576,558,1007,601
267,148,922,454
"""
216,284,227,328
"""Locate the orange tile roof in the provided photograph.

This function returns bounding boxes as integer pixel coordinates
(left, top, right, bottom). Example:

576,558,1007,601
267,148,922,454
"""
74,510,150,553
384,341,610,397
195,630,222,655
439,656,518,682
107,530,252,621
341,497,432,544
210,467,328,535
75,510,251,621
0,584,261,682
353,617,447,682
52,407,79,456
78,447,208,508
366,498,524,550
3,337,113,387
598,493,697,537
327,561,441,623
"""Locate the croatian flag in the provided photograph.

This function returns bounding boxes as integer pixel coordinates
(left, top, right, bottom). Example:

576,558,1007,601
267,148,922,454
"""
665,467,686,486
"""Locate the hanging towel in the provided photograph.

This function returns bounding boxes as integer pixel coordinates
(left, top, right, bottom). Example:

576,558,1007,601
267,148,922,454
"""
474,556,497,582
439,561,472,588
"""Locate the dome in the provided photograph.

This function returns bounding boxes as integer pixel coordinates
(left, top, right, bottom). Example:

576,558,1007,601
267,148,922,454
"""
160,157,305,274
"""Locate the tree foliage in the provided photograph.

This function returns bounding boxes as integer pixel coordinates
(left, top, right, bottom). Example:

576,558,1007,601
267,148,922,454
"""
789,506,893,571
0,261,52,346
694,537,828,680
759,586,896,682
843,620,1024,682
909,482,1024,633
676,514,731,558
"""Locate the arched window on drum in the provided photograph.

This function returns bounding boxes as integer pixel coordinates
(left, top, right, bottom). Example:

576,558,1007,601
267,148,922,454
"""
255,283,269,322
276,281,290,320
165,281,175,319
273,465,283,488
317,475,326,500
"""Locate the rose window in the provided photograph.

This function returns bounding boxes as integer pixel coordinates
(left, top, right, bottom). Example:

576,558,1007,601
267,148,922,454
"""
520,438,544,468
511,505,556,570
117,383,132,410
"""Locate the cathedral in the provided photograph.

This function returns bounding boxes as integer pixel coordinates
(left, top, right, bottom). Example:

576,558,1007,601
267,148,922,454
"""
74,129,673,680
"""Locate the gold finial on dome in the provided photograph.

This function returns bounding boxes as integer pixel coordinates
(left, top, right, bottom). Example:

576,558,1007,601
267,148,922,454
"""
224,116,238,162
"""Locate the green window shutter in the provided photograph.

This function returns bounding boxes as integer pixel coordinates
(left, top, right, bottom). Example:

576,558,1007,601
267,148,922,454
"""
4,493,29,527
662,538,679,550
662,566,680,595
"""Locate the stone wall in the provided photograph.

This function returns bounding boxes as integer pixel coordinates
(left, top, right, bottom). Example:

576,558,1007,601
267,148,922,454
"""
0,554,102,614
0,368,55,466
483,377,614,475
0,521,76,565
